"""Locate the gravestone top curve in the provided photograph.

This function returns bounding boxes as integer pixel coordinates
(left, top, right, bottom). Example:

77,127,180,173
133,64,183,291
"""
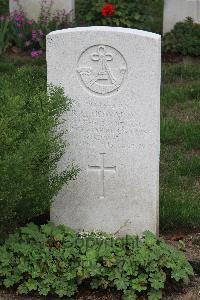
48,26,160,39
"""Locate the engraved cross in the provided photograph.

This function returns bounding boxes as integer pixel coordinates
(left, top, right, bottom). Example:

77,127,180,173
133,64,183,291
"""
88,153,116,199
91,45,113,63
91,45,117,86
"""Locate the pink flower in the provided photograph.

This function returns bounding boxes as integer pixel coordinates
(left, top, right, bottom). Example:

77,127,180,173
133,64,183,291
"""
15,15,22,21
31,49,43,58
31,29,44,41
14,12,24,22
32,29,37,40
0,15,5,21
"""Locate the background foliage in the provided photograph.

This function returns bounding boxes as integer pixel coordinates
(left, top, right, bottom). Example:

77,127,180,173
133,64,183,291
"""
160,64,200,231
0,0,71,56
75,0,164,34
0,65,78,238
163,18,200,56
1,0,200,57
0,0,8,15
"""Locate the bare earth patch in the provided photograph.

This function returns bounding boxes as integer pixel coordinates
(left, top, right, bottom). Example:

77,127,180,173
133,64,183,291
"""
0,289,122,300
168,104,199,123
1,280,200,300
163,233,200,269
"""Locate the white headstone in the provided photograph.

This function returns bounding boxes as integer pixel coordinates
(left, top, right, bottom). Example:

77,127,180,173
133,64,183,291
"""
163,0,200,33
9,0,74,22
47,27,161,236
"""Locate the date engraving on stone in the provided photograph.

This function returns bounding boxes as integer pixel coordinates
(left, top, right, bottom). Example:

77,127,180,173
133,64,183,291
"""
77,45,127,95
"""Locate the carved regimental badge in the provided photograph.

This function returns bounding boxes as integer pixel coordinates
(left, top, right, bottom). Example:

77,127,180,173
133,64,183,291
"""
77,45,127,95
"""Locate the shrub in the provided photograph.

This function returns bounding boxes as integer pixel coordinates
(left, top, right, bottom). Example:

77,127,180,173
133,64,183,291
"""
0,66,78,236
0,222,193,299
162,18,200,56
75,0,163,33
6,0,72,55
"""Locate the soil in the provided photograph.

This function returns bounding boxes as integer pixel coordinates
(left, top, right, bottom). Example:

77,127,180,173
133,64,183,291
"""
0,289,121,300
1,278,200,299
164,276,200,300
163,232,200,274
0,48,46,65
162,52,200,64
1,48,33,62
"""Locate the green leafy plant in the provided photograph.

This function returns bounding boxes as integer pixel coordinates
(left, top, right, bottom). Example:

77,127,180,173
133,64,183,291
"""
0,66,78,237
7,0,71,55
0,0,8,15
75,0,163,33
0,16,10,55
162,18,200,56
0,223,194,299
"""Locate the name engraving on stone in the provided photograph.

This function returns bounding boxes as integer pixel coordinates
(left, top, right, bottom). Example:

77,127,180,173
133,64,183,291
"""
66,101,150,150
77,45,127,95
88,153,116,198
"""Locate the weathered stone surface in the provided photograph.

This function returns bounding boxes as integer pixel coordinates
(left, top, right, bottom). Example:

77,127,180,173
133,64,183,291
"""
9,0,74,22
163,0,200,33
47,27,161,236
